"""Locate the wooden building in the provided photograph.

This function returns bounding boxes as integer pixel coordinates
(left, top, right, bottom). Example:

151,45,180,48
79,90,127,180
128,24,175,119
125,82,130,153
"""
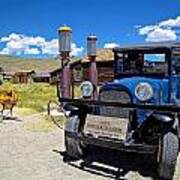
71,48,114,85
13,70,35,84
2,72,14,81
50,48,114,85
33,72,51,83
0,67,4,74
50,68,62,85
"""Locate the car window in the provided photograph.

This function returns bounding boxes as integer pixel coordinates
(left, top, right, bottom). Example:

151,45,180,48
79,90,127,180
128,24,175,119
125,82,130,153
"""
122,52,168,75
144,54,167,73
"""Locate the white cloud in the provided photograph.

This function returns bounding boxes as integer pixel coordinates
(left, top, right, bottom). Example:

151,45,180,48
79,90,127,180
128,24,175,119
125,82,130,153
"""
0,48,10,55
146,28,177,42
138,25,158,35
71,43,84,56
0,33,84,57
134,25,142,29
104,43,119,49
41,39,58,55
0,33,21,42
137,16,180,42
24,48,40,55
159,16,180,27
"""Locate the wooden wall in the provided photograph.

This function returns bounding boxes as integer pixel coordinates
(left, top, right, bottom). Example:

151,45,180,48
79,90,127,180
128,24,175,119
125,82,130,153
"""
72,61,114,85
50,60,114,85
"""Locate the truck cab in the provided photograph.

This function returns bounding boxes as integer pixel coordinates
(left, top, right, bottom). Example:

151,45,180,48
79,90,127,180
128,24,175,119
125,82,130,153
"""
63,43,180,180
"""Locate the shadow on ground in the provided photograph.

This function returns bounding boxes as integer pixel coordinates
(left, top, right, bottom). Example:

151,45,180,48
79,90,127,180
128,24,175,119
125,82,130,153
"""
1,116,22,122
54,146,160,180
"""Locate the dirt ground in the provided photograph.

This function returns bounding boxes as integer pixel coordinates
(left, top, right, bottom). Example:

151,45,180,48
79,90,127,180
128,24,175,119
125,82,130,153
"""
0,114,179,180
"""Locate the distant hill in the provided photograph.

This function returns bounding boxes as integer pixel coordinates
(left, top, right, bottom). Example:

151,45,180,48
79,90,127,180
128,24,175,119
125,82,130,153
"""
0,55,60,73
0,49,113,73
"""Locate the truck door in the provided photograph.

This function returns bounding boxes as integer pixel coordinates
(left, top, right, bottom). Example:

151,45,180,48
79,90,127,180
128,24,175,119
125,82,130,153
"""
171,48,180,105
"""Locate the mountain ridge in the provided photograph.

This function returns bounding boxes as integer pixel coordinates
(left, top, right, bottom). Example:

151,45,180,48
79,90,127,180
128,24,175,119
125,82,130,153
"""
0,55,60,73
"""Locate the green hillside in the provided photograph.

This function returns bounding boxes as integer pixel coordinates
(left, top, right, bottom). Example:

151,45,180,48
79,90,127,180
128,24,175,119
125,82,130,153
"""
0,55,60,72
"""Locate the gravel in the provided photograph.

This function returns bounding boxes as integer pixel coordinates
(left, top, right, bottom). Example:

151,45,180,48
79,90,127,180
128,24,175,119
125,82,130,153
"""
0,115,179,180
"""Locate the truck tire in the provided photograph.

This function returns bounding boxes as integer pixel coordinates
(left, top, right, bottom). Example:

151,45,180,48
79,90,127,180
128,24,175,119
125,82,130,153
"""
65,135,84,159
158,130,179,179
64,115,85,159
178,118,180,139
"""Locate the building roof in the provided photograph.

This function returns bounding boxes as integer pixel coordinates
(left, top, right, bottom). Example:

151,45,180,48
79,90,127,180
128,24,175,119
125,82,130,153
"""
114,42,180,52
71,48,114,66
83,48,114,62
14,70,35,75
34,72,51,78
50,68,62,75
50,48,114,73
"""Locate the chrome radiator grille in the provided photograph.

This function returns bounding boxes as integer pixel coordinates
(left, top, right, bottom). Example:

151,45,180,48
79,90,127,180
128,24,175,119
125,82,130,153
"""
99,90,131,118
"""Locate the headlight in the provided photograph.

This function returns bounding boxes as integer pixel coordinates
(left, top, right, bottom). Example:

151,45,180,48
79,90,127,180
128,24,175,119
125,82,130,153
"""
135,82,153,101
80,81,94,98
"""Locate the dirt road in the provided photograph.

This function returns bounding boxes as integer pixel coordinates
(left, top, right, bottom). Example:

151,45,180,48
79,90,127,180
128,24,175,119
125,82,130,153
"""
0,114,179,180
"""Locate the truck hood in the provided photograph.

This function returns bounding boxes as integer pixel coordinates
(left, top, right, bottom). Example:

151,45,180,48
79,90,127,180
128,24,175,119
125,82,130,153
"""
101,77,169,104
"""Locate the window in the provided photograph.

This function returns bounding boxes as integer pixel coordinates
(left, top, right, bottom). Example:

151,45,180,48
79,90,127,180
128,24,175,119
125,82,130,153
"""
143,54,167,73
121,52,168,75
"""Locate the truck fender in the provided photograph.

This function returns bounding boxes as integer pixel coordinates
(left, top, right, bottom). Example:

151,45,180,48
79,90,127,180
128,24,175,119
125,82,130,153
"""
63,104,79,117
152,113,173,123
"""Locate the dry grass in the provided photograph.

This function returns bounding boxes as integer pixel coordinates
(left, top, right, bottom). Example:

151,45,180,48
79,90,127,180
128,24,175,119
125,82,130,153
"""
2,82,58,113
14,107,38,116
25,115,65,133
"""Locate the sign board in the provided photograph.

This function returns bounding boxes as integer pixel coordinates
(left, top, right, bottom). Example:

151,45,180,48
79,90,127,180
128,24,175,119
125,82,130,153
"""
84,115,128,140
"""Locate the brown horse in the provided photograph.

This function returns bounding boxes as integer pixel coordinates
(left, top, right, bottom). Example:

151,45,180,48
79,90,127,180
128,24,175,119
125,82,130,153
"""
0,89,17,118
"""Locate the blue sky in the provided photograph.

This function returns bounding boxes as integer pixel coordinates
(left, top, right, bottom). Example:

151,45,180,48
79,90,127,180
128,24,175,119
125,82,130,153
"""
0,0,179,57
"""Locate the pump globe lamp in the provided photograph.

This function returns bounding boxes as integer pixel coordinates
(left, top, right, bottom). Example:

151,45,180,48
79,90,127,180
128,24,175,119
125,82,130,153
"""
58,26,72,53
87,35,97,57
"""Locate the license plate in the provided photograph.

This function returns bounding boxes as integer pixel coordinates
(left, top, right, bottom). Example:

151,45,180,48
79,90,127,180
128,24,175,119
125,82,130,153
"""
84,115,128,140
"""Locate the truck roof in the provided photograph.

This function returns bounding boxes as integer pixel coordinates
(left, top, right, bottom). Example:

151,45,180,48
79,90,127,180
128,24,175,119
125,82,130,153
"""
114,42,180,52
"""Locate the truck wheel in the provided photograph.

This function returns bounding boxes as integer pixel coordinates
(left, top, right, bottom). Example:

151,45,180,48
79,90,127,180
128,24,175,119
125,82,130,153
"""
64,115,85,159
178,119,180,139
158,130,179,179
65,135,84,159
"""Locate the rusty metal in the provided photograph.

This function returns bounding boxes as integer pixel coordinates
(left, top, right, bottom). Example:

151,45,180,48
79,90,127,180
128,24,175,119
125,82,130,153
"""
88,56,98,99
87,35,98,100
58,26,72,99
61,57,71,98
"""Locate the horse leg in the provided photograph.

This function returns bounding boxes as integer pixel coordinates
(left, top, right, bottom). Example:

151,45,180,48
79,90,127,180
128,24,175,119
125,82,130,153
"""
1,105,5,119
11,107,13,117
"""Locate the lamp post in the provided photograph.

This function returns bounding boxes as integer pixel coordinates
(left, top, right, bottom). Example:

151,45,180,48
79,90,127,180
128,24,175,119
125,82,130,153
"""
58,26,72,100
87,35,98,100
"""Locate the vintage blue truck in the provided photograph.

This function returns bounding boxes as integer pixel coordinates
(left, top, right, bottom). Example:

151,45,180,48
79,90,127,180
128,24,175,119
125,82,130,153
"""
61,42,180,180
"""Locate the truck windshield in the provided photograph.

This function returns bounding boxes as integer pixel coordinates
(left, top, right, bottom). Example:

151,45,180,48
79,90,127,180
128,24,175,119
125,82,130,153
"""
117,52,168,75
